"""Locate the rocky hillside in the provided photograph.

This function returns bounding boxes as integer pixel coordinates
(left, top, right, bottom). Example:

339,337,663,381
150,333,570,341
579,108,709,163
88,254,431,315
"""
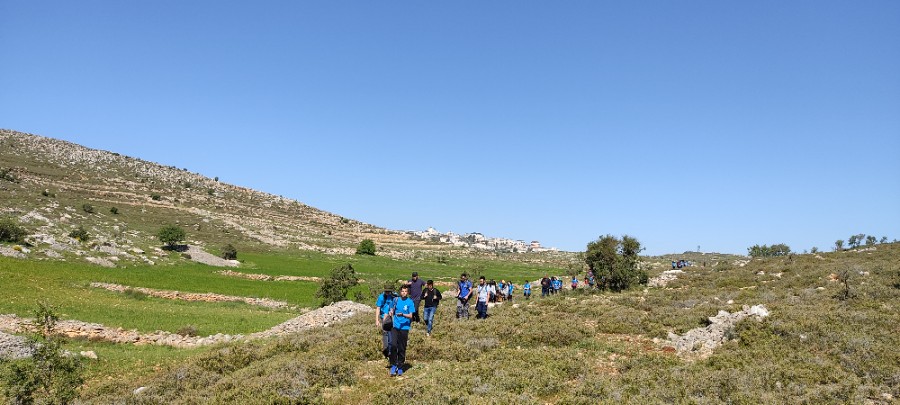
0,129,455,266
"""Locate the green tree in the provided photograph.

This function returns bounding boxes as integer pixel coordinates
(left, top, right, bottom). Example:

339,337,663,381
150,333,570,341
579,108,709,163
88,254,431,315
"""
157,224,186,248
848,234,865,249
0,218,27,243
356,239,376,255
221,243,237,260
865,235,876,246
315,264,359,306
68,225,90,242
1,303,83,404
748,243,791,257
584,234,646,292
834,240,845,251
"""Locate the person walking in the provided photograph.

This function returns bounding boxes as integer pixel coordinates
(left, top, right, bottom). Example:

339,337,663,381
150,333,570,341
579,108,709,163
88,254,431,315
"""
540,275,551,297
421,280,442,337
523,280,532,300
408,272,426,323
506,281,514,302
475,276,495,319
375,283,396,365
456,273,473,319
571,276,579,290
389,285,414,377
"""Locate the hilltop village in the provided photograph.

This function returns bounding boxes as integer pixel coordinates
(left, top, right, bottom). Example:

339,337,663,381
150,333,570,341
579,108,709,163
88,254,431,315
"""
409,227,559,253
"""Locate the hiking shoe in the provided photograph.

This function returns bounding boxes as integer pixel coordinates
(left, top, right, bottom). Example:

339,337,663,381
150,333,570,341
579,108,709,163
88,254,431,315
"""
396,367,404,377
390,365,397,377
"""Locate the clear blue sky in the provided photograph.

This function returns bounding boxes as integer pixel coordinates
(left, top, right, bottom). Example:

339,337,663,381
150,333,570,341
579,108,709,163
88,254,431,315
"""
2,1,898,255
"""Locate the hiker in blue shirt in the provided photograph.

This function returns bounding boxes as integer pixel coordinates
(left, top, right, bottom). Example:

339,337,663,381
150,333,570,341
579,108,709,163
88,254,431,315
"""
389,284,415,377
475,276,495,319
506,282,514,302
523,281,532,299
375,283,396,364
456,273,473,319
571,277,578,290
497,280,506,301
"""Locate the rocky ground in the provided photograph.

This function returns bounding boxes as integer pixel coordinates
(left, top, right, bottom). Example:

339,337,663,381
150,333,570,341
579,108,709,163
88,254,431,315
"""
663,304,770,360
216,269,320,282
0,331,31,359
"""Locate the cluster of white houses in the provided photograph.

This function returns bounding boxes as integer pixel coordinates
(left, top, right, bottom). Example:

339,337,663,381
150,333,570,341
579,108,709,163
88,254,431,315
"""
409,227,557,253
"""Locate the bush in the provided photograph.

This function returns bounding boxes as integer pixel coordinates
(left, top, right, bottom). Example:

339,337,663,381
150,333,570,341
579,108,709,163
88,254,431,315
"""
150,193,161,201
0,167,19,183
0,218,27,243
157,224,186,248
109,207,118,215
177,325,199,337
1,303,83,404
315,264,359,306
68,225,90,242
221,244,237,260
81,203,94,214
123,288,147,300
355,239,376,255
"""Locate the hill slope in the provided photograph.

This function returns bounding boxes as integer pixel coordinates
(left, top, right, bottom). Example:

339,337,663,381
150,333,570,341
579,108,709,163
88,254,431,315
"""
0,129,497,264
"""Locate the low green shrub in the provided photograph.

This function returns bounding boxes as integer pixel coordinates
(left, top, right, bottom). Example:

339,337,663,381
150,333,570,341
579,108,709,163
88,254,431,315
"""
0,218,27,243
68,225,90,242
221,244,237,260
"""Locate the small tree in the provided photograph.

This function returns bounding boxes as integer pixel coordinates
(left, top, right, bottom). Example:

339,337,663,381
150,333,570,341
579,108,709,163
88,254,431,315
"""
109,207,119,215
157,224,186,248
150,193,161,201
865,235,876,246
848,234,865,249
810,246,819,254
81,204,94,214
221,244,237,260
834,240,844,251
584,234,646,292
68,225,90,242
315,264,359,306
880,236,888,244
356,239,376,255
1,303,83,404
0,218,27,243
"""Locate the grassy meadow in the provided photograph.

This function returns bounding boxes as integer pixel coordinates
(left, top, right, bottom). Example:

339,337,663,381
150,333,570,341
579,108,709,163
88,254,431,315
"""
2,242,898,403
59,244,900,403
0,247,564,396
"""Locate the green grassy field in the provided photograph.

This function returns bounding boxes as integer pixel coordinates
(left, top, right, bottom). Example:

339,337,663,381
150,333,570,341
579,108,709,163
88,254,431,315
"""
68,243,899,404
3,241,898,403
0,247,568,400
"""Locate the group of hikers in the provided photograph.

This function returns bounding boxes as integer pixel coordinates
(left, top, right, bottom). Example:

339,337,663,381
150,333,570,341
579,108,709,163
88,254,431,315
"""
672,259,693,269
375,270,599,377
